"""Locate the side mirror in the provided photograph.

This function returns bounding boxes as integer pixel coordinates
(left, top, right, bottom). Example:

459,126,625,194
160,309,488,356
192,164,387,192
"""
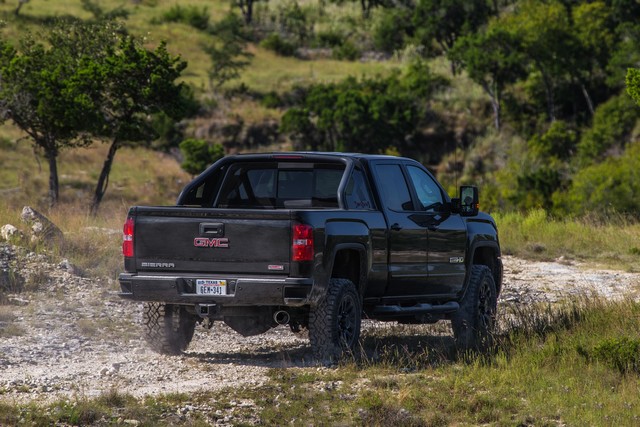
459,185,479,216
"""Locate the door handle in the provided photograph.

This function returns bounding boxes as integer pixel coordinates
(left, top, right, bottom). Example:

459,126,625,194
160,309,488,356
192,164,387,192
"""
390,223,402,231
200,223,224,236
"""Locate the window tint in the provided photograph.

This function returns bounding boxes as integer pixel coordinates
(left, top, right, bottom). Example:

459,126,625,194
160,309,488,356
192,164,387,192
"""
179,168,224,206
406,165,443,210
215,162,344,209
345,169,374,210
375,164,414,211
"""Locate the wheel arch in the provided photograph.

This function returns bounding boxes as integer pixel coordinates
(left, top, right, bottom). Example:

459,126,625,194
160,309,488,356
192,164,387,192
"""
468,242,502,296
328,243,368,297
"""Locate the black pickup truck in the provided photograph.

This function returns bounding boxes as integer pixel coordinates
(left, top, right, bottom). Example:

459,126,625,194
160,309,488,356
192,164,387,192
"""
119,152,502,360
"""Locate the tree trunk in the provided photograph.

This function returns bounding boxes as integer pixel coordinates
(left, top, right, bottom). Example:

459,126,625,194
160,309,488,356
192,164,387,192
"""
482,81,501,131
581,83,595,116
90,139,119,216
14,0,28,16
45,148,59,208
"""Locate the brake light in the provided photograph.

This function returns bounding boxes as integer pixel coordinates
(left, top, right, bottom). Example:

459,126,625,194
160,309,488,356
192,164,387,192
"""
292,224,313,262
122,217,134,257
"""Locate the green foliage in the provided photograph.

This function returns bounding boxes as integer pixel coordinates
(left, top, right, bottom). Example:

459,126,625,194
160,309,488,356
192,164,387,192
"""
205,12,253,89
560,143,640,217
81,0,129,21
449,25,526,129
371,8,412,54
626,68,640,106
331,40,360,61
0,21,120,205
158,4,210,30
528,121,577,161
591,337,640,374
413,0,491,56
576,94,639,162
179,139,225,175
281,66,447,153
260,32,297,57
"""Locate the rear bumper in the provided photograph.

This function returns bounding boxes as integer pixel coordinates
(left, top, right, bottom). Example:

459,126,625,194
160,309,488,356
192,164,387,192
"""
118,273,313,307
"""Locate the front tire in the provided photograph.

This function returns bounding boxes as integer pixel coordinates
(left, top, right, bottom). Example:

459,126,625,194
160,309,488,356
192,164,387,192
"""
451,265,497,353
142,303,197,355
309,278,362,362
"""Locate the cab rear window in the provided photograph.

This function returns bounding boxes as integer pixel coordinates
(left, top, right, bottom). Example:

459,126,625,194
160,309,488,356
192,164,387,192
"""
214,162,345,209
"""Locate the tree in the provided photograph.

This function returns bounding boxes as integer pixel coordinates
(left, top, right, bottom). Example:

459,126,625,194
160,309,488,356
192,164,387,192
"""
412,0,491,66
449,27,526,130
328,0,388,19
205,13,253,89
281,66,447,154
499,0,584,122
233,0,267,25
0,25,108,206
626,68,640,106
89,36,188,215
14,0,29,16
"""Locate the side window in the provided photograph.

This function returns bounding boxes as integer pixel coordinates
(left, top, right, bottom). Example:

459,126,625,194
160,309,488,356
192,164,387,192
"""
406,165,443,210
375,164,414,211
179,168,224,207
345,169,374,210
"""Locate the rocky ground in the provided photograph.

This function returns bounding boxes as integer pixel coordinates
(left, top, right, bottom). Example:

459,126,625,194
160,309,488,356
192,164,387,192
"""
1,240,639,409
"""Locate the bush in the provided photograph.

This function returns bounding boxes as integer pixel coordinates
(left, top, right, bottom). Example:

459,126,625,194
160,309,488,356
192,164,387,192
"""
260,33,297,57
261,91,282,108
179,139,224,175
315,29,345,48
592,337,640,374
159,5,210,30
332,40,360,61
576,94,639,163
557,143,640,216
372,8,412,54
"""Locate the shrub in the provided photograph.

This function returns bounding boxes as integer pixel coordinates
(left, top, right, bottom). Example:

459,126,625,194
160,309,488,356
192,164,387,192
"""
260,33,297,57
576,94,639,163
372,8,412,54
179,139,224,175
159,5,210,30
592,337,640,374
558,142,640,216
332,40,360,61
261,91,282,108
315,29,345,48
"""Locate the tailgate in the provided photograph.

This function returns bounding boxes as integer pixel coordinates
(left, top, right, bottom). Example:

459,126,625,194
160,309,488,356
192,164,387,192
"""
133,207,291,274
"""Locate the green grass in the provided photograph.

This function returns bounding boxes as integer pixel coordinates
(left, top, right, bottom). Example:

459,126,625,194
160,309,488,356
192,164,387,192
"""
495,208,640,271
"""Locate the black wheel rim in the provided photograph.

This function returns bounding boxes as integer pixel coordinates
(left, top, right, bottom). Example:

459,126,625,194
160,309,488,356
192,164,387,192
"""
477,278,495,333
337,294,357,347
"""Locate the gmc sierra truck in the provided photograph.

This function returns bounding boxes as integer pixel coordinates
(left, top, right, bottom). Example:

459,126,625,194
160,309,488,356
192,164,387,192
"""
119,152,502,360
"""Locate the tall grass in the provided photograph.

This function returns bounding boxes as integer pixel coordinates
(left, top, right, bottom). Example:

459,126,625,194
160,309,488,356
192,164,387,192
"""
495,208,640,271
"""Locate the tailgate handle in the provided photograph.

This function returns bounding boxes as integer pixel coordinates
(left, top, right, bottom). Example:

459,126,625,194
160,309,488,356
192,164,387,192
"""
199,223,224,236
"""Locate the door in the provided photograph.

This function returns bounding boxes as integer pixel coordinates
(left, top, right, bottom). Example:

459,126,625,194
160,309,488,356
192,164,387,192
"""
373,163,429,297
405,165,467,295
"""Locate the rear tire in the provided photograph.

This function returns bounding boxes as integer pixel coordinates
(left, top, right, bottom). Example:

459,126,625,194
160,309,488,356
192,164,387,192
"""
451,265,497,353
309,278,361,362
142,303,196,355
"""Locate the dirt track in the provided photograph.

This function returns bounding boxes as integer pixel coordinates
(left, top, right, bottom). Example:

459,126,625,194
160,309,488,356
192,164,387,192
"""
1,249,639,404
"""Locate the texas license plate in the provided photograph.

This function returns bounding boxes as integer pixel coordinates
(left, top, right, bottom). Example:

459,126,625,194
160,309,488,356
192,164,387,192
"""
195,279,226,295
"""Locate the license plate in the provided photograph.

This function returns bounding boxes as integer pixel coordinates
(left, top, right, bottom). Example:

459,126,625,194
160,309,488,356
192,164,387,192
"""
196,279,226,295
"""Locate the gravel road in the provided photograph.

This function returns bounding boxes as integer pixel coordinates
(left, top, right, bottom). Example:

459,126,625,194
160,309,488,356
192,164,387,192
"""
1,244,639,404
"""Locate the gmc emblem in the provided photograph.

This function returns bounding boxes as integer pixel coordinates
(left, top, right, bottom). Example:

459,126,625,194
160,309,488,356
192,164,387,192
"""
194,237,229,248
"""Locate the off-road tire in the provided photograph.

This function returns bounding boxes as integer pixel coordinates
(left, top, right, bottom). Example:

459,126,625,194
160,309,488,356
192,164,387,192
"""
451,265,497,353
142,303,197,355
309,278,362,362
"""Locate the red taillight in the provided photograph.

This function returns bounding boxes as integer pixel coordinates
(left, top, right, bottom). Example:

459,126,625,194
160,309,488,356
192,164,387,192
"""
122,217,134,258
292,224,313,262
